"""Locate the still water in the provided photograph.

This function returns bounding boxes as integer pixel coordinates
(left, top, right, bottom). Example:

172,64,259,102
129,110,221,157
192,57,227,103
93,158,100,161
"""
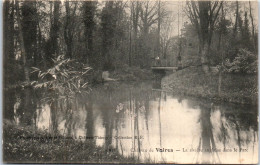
34,81,258,164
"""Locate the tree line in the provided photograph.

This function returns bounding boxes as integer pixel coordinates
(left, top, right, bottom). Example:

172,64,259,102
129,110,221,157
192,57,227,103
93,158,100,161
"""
184,1,257,74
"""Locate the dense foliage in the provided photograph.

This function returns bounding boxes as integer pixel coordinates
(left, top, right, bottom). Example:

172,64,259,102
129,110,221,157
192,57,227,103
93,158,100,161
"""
225,49,257,74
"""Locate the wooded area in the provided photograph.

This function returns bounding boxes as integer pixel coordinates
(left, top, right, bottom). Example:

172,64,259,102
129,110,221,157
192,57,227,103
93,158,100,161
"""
3,0,258,125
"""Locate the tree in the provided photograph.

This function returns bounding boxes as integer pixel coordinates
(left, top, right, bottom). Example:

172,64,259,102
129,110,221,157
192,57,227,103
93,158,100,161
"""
160,13,175,60
249,1,256,52
21,1,37,64
130,1,141,65
64,1,77,59
138,1,168,37
45,1,60,67
3,0,15,121
241,11,251,49
137,0,168,67
233,1,239,37
186,1,223,74
157,0,161,57
83,1,97,64
101,1,116,68
16,1,34,125
100,1,127,69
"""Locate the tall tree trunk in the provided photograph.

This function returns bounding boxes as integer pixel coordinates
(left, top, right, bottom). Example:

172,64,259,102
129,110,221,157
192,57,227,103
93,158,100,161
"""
83,1,96,64
101,1,115,67
64,1,74,59
129,21,132,66
249,1,256,52
37,16,46,69
46,0,60,66
132,2,139,65
21,1,38,82
198,1,210,74
3,0,15,121
218,5,225,96
16,1,32,126
200,42,210,74
233,1,239,37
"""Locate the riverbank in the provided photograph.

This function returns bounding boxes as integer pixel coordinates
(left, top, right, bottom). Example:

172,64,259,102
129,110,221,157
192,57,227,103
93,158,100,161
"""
161,67,258,105
112,66,154,81
90,66,155,84
3,120,135,163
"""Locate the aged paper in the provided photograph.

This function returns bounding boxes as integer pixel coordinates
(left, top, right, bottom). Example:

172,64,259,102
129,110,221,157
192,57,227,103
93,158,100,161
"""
3,0,258,164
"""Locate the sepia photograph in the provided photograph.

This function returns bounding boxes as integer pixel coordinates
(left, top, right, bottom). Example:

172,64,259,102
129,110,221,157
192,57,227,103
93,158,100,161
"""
2,0,258,164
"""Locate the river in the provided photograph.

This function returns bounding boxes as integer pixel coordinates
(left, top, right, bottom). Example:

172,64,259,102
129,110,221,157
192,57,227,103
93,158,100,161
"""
20,79,258,164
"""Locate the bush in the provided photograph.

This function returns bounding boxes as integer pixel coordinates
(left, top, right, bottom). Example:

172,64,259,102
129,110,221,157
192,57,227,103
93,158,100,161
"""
225,49,257,74
31,55,92,104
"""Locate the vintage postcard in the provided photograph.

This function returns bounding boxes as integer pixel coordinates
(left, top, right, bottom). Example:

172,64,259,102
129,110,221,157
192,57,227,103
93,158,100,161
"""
2,0,258,164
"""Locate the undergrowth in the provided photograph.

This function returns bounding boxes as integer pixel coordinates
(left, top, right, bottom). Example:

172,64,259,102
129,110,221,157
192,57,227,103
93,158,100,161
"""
3,120,136,163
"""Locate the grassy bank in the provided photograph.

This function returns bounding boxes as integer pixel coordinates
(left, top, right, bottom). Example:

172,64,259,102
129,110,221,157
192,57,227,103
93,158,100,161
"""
3,120,135,163
162,67,258,105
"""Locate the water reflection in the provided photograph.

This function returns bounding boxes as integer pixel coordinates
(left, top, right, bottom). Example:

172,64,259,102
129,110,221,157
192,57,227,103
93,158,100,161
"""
34,82,258,164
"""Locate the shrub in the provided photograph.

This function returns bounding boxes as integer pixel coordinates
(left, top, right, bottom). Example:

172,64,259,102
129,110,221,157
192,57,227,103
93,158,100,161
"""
31,55,92,104
225,49,257,74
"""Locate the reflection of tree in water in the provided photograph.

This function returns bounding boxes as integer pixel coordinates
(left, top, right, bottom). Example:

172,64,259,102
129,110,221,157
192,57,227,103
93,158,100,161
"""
16,87,37,126
220,105,258,162
85,96,94,141
219,113,229,149
129,89,165,161
4,88,16,122
134,100,141,159
157,91,162,156
90,84,132,149
50,100,59,135
52,95,86,138
63,98,78,137
196,102,257,164
144,93,150,143
197,103,221,164
99,87,115,149
112,87,153,160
